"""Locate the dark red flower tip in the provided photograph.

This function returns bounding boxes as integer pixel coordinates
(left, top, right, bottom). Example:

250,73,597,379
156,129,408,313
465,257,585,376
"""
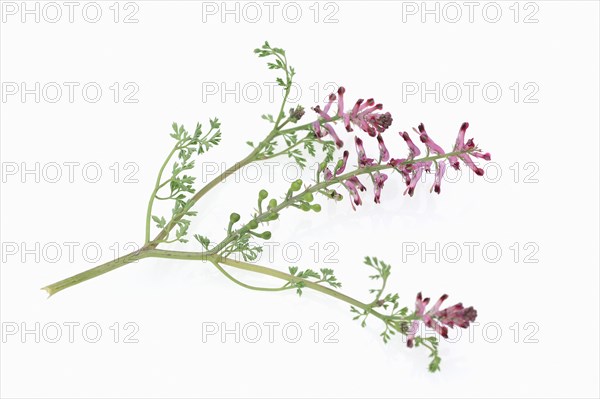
441,326,449,339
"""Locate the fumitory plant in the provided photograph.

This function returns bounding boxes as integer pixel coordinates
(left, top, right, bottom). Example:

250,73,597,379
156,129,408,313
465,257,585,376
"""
43,42,491,372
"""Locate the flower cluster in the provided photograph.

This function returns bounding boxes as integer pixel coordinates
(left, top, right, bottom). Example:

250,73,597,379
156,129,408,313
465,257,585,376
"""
309,87,491,208
406,292,478,348
311,87,393,149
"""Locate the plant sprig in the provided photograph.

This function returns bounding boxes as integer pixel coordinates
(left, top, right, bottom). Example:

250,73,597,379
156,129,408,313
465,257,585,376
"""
42,42,488,373
145,119,221,244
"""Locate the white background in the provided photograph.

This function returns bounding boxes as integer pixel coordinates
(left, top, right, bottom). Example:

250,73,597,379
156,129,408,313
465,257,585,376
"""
1,1,599,398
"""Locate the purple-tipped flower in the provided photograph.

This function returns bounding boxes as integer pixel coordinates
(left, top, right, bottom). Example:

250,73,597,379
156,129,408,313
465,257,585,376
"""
401,131,421,158
311,94,344,148
450,122,489,176
403,165,424,197
324,123,344,148
348,176,366,192
323,93,336,115
312,121,325,139
337,87,345,118
335,150,349,175
417,123,445,155
355,136,375,168
407,293,478,348
373,172,388,203
431,161,446,194
346,98,393,136
310,87,392,146
377,134,390,162
343,179,362,210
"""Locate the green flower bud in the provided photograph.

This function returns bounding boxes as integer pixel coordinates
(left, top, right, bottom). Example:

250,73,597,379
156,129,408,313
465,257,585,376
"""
268,198,277,210
290,179,303,192
300,203,311,211
311,204,322,212
329,190,343,201
248,220,259,229
334,159,344,172
230,213,241,223
261,231,272,239
302,192,314,202
266,212,279,221
258,189,269,200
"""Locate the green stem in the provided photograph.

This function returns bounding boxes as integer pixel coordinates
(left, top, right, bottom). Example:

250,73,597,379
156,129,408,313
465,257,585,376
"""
278,115,341,136
258,134,310,160
147,249,390,321
145,143,179,244
42,250,151,297
209,260,292,292
274,53,290,128
149,148,260,246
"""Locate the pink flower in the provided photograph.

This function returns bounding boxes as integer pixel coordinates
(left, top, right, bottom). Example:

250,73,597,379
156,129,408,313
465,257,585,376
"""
403,165,424,197
311,93,344,148
312,87,392,140
334,150,349,175
417,123,445,155
355,136,375,168
377,134,390,162
324,123,344,148
406,293,478,348
401,131,421,158
312,121,325,138
431,161,446,194
348,176,366,192
343,179,362,210
345,98,393,136
450,122,490,176
336,87,345,119
373,172,388,203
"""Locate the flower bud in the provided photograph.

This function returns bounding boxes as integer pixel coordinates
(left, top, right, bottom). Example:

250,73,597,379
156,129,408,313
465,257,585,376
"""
260,231,272,239
268,198,277,210
302,192,314,202
311,204,322,212
258,189,269,200
290,179,303,192
265,212,279,221
229,213,241,223
248,220,259,229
